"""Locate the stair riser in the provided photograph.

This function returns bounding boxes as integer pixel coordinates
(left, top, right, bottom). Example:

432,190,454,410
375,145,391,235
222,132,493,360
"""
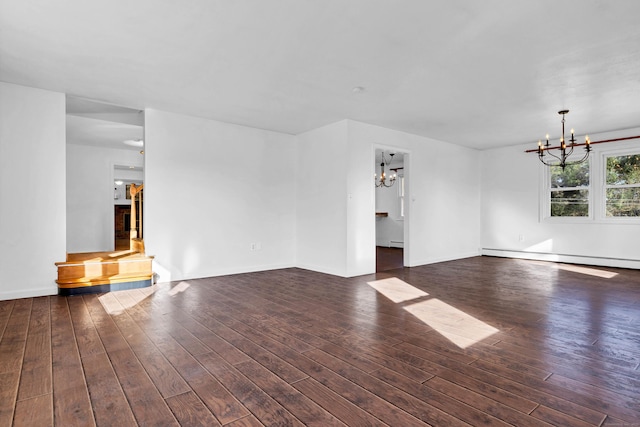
58,279,152,296
57,260,153,281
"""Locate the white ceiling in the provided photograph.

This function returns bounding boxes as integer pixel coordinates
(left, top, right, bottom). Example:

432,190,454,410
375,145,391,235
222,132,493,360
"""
66,96,144,149
2,0,640,150
66,113,143,150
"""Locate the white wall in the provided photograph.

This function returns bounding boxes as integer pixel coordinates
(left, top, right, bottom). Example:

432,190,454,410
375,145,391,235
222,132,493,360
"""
145,109,296,282
3,81,635,301
295,121,349,276
347,120,482,273
295,120,482,277
0,82,66,300
481,128,640,268
66,144,143,252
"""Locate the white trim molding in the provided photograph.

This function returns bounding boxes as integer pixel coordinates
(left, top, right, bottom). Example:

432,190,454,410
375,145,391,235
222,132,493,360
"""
482,248,640,270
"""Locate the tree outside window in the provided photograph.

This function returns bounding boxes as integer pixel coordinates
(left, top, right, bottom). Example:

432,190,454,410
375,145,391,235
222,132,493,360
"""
605,154,640,217
550,162,590,217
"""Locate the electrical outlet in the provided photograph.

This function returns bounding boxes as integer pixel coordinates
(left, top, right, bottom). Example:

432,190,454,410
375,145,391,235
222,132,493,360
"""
518,234,525,242
250,243,256,251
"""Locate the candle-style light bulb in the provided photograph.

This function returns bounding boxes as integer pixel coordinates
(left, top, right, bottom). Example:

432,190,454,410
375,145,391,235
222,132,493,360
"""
571,128,574,135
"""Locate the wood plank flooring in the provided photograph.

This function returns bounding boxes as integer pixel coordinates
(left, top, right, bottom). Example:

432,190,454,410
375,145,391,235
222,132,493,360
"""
376,247,404,272
1,256,640,426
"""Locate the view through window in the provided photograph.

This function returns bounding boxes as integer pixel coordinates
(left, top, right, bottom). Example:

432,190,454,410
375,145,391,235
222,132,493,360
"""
546,149,640,220
605,154,640,217
550,162,590,217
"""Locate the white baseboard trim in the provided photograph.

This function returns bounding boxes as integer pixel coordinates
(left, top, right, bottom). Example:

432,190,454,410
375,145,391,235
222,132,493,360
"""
294,263,348,278
376,241,404,248
482,248,640,270
389,241,404,249
155,262,297,284
0,285,58,301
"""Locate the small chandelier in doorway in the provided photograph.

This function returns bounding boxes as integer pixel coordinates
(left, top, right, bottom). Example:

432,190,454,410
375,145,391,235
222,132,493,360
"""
375,152,397,188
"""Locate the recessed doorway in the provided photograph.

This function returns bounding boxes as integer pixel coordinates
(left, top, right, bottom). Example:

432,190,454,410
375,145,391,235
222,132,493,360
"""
375,149,406,272
66,95,144,253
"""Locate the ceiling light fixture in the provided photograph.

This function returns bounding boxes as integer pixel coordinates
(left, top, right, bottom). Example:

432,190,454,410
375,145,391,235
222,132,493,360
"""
536,110,590,170
375,152,396,188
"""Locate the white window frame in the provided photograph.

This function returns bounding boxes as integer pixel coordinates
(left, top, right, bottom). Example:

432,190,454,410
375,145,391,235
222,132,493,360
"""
540,143,640,224
397,173,405,219
599,148,640,222
541,158,593,223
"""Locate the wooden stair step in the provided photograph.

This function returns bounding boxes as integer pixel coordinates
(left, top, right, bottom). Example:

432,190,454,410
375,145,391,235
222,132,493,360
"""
56,250,154,295
56,272,154,286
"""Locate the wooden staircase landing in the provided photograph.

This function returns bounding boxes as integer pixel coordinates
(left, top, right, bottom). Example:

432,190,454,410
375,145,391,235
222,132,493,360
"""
56,250,154,296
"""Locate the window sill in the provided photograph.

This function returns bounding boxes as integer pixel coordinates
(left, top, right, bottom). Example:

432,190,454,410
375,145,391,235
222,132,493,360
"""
543,216,640,225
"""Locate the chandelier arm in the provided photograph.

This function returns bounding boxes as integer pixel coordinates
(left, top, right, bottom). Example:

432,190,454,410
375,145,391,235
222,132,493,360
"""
543,150,563,163
572,150,590,165
526,135,640,153
565,144,574,158
538,155,561,167
538,148,590,168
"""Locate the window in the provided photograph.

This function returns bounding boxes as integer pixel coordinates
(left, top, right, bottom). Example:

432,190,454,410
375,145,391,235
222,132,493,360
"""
605,153,640,217
549,162,590,217
542,145,640,222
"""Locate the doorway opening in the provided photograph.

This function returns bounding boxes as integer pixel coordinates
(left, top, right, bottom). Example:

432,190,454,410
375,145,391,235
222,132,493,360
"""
65,96,144,253
375,149,406,272
58,97,152,295
114,167,143,250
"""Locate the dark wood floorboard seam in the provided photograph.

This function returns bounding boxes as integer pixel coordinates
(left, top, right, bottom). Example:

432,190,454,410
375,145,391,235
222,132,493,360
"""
3,257,640,425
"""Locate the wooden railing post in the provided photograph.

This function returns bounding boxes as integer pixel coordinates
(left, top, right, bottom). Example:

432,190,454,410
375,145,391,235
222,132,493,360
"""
129,183,144,252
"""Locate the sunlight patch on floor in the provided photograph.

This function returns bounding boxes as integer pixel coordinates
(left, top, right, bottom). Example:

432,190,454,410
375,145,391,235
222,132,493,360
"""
403,298,499,349
526,259,618,279
98,286,157,314
366,277,499,349
367,277,429,303
556,264,618,278
168,281,191,296
98,292,125,315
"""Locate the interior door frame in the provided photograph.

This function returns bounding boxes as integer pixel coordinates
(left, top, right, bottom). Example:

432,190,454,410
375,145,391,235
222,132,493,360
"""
373,145,411,268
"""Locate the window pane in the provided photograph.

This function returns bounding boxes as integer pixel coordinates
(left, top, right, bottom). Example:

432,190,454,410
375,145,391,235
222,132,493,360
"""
606,187,640,217
550,190,589,216
606,154,640,185
550,162,589,188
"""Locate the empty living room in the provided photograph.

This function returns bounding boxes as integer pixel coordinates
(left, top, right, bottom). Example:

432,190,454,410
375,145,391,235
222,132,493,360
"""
1,1,640,426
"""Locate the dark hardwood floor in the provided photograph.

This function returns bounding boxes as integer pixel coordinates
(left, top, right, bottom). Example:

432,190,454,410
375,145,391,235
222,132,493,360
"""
376,246,404,272
1,256,640,426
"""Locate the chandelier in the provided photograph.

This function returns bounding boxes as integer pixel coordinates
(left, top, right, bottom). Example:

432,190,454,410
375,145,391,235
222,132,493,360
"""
375,151,397,187
537,110,591,170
